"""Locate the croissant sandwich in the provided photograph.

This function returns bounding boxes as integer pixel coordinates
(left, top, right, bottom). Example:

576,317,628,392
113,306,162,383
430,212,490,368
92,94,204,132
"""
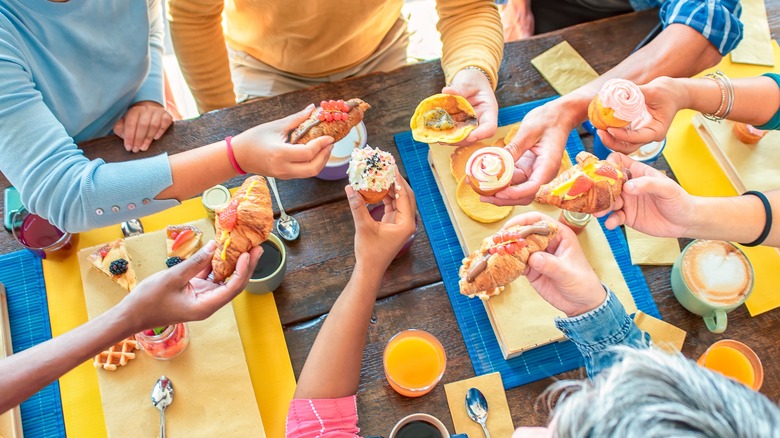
534,151,629,214
459,220,558,300
289,98,371,144
212,176,274,282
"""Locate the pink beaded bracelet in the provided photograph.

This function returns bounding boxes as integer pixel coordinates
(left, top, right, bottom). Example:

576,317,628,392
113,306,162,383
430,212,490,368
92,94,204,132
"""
225,136,247,175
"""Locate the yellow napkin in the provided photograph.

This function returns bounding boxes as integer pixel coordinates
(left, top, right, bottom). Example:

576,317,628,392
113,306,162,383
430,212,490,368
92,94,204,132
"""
625,227,681,266
44,197,296,438
664,41,780,316
634,311,687,353
444,373,515,437
730,0,775,66
531,41,599,95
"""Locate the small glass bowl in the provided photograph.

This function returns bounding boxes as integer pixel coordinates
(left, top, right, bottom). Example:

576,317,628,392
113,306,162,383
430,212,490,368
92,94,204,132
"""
135,323,190,360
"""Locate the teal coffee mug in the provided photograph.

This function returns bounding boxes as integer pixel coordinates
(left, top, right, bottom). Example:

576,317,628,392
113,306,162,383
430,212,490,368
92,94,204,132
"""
671,240,753,334
245,233,287,294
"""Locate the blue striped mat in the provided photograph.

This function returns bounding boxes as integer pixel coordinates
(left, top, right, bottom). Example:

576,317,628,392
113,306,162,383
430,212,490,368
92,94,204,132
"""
394,97,660,388
0,250,66,436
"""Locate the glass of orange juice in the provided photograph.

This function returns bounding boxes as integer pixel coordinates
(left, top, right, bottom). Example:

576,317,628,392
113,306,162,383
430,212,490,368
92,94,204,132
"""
697,339,763,391
383,329,447,397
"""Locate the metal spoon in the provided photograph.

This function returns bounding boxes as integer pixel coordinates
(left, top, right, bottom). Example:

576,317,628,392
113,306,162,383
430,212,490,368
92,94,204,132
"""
466,387,491,438
151,375,174,438
267,177,300,241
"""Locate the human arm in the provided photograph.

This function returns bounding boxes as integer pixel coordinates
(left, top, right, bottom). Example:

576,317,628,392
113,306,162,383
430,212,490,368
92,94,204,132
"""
493,0,742,205
167,0,236,113
499,0,534,42
0,241,261,414
436,0,504,143
599,153,780,247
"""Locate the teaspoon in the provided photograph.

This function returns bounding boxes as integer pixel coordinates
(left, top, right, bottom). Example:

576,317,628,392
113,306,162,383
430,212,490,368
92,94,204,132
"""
267,177,300,241
466,387,491,438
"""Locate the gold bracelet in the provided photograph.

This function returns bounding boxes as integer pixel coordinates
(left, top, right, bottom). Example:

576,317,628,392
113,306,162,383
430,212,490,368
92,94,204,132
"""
462,65,494,88
702,70,733,122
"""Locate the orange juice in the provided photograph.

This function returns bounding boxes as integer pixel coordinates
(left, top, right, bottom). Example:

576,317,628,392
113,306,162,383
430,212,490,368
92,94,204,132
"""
698,340,763,390
384,330,446,397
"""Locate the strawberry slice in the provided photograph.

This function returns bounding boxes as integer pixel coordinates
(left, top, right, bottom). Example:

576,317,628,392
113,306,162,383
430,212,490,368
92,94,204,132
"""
567,175,594,197
172,229,194,251
218,199,239,231
594,163,619,180
99,246,109,259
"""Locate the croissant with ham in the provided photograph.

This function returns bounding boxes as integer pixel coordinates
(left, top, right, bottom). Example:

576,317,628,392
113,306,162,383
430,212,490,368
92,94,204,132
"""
212,176,274,282
289,98,370,144
459,221,558,300
534,151,629,214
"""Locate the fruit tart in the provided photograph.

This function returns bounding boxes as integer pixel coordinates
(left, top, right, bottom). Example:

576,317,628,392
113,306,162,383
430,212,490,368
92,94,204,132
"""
588,78,650,130
465,146,514,196
212,176,274,282
87,238,137,292
348,146,398,204
534,151,630,214
411,94,478,143
165,225,203,268
289,98,371,144
459,221,558,300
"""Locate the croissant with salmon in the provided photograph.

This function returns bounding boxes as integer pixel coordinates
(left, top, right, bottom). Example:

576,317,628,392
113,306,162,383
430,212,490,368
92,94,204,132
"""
459,221,558,300
289,98,371,144
534,152,629,214
212,176,274,282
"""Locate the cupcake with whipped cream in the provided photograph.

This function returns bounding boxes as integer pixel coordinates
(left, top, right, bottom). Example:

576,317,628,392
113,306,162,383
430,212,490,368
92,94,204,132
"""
465,147,514,196
348,146,398,203
588,78,650,131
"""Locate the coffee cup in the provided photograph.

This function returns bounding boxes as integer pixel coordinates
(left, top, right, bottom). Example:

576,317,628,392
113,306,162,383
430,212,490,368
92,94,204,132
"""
245,233,287,294
671,240,753,333
11,207,73,259
389,413,449,438
316,121,367,180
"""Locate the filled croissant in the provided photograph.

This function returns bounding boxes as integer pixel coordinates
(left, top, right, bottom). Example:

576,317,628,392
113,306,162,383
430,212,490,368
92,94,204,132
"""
212,176,274,282
534,151,629,214
289,98,370,144
459,221,558,300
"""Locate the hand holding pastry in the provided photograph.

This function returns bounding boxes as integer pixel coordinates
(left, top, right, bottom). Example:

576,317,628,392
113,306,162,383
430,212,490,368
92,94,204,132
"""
507,212,606,317
411,94,479,144
459,219,558,300
535,151,629,213
441,68,499,144
230,105,334,179
597,152,696,238
465,146,514,196
588,78,651,131
212,176,274,282
348,146,398,204
289,98,371,144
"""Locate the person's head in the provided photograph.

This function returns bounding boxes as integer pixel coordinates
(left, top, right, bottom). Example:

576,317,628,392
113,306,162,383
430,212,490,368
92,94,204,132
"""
513,347,780,437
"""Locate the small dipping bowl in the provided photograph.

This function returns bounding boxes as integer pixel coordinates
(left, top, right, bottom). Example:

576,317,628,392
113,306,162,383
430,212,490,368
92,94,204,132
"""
316,121,367,180
11,207,73,259
369,204,417,259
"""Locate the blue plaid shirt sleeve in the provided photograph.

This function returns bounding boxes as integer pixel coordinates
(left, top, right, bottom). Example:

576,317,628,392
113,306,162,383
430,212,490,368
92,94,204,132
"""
660,0,743,55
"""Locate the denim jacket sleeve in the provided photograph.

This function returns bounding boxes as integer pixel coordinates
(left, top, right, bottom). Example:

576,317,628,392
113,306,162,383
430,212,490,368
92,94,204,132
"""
555,287,649,379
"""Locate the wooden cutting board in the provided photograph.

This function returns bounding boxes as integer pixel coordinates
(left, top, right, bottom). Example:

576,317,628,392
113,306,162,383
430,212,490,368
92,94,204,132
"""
77,218,265,437
428,125,637,359
0,283,23,438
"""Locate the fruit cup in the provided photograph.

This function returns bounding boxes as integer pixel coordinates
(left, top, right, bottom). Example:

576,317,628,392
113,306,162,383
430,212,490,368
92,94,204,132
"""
135,323,190,360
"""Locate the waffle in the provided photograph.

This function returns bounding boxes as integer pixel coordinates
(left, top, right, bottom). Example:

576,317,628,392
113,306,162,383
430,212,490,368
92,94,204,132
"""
94,337,139,371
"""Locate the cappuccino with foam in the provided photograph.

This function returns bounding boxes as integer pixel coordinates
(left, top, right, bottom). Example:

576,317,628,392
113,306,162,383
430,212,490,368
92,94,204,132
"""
681,240,752,306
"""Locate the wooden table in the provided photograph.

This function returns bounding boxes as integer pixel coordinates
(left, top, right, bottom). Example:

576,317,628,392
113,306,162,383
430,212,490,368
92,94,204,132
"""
2,6,779,435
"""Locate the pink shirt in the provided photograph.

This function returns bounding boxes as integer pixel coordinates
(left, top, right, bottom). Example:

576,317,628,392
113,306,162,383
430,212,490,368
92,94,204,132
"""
286,396,361,437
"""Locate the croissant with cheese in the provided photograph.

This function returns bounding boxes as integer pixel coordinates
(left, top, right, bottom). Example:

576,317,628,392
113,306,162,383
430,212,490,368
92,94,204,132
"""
534,151,629,214
459,221,558,300
289,98,371,144
212,176,274,282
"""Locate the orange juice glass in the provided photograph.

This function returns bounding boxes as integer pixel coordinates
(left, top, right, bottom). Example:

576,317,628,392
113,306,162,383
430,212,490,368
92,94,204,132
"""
383,329,447,397
697,339,763,391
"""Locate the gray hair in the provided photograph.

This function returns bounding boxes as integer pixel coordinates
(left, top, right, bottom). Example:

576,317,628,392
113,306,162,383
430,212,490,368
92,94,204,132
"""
542,347,780,438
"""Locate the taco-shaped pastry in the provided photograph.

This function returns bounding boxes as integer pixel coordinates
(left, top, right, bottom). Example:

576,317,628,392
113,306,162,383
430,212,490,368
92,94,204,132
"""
290,98,370,144
212,176,274,282
535,151,629,214
459,221,557,300
411,94,477,143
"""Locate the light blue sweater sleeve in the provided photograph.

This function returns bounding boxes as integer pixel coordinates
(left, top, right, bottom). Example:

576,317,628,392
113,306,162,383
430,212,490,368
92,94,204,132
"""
133,0,165,106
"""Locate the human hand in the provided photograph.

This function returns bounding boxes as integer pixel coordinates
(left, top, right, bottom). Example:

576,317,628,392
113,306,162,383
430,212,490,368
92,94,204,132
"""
500,0,534,42
121,240,262,331
443,68,498,145
113,101,174,153
346,172,417,273
596,153,695,238
232,104,334,179
504,212,605,317
597,77,684,154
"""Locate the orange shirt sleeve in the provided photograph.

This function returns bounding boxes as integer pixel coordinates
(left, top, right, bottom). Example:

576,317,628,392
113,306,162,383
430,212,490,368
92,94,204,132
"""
436,0,504,90
167,0,236,113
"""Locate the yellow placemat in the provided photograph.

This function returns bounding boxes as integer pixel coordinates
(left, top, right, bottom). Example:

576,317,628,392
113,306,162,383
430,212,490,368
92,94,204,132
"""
634,311,687,353
625,227,681,266
664,40,780,316
531,41,600,95
444,373,515,437
43,197,295,437
730,0,775,66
